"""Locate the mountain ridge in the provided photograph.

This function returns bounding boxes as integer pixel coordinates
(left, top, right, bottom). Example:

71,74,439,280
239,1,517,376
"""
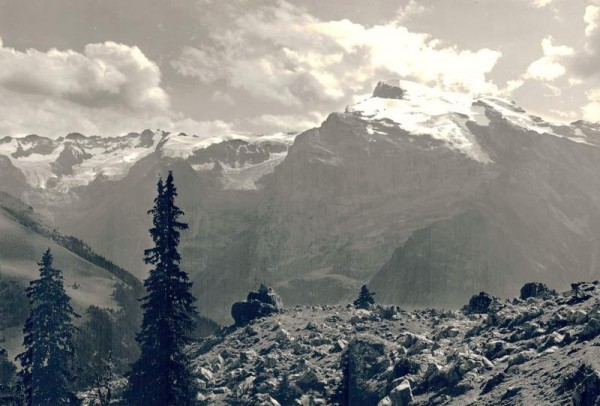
1,80,600,324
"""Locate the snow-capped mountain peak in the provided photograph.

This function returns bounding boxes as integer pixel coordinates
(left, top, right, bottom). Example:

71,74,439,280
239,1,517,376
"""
348,80,492,163
0,130,297,192
347,80,599,164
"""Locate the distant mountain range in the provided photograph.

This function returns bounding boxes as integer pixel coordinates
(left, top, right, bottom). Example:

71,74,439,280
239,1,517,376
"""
2,80,600,324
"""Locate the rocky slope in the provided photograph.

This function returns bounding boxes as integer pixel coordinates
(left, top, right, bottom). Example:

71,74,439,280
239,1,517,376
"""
181,281,600,405
2,80,600,323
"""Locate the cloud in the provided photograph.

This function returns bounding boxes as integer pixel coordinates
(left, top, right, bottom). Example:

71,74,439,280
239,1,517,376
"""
246,112,324,133
396,0,431,20
172,0,501,117
585,5,600,36
212,90,235,105
570,3,600,77
583,88,600,121
525,36,573,81
0,39,168,111
0,38,232,138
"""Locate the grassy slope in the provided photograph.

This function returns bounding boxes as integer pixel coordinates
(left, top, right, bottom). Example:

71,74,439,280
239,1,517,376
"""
0,196,141,360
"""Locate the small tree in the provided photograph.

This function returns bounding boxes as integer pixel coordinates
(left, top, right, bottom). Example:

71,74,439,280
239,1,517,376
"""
16,249,79,405
88,351,115,406
124,171,199,406
0,348,17,404
353,285,376,309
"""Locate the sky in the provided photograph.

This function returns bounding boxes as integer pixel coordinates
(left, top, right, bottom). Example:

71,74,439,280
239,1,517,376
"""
0,0,599,138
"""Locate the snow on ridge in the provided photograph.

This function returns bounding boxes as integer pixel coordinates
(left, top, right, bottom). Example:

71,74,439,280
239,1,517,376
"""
0,130,298,191
219,151,288,191
348,80,599,162
160,131,296,159
163,132,297,190
348,80,492,163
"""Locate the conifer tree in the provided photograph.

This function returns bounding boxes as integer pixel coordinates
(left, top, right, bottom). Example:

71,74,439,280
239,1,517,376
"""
0,347,17,404
125,171,198,406
16,249,79,405
353,284,376,309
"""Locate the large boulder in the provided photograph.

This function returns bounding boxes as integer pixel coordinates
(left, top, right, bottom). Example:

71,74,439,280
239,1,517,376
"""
247,284,284,308
464,292,496,314
389,380,413,406
345,335,390,406
520,282,555,300
573,369,600,406
231,285,283,326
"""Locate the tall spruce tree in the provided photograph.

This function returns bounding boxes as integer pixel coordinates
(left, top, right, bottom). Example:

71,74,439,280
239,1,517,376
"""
125,171,198,406
16,249,78,405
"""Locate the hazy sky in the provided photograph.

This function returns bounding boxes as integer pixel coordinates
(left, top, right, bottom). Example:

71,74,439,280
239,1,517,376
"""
0,0,599,138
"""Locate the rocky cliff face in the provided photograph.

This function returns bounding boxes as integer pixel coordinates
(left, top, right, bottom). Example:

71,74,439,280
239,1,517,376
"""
2,81,600,323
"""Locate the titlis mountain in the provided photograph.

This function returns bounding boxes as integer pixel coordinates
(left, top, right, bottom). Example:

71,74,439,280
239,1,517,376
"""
2,80,600,327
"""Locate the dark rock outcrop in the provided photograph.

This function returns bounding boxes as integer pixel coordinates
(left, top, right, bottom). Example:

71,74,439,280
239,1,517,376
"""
572,366,600,406
231,285,283,326
344,334,390,406
372,81,405,99
520,282,555,300
464,292,496,314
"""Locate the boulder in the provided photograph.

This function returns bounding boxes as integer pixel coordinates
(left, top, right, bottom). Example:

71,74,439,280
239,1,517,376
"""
252,394,281,406
247,284,284,308
331,339,348,353
520,282,554,300
507,349,536,367
501,386,522,401
297,369,327,392
480,372,506,395
389,380,413,406
484,340,515,360
231,300,279,326
231,285,283,326
378,397,392,406
580,318,600,341
393,357,421,378
275,329,294,346
464,292,496,314
345,335,390,405
198,367,213,383
573,369,600,406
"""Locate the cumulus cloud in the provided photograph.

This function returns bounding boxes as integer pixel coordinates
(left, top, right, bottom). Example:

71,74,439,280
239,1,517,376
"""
585,5,600,36
583,88,600,121
172,0,501,117
570,3,600,78
0,39,168,111
396,0,431,21
532,0,554,8
0,38,232,138
525,36,573,81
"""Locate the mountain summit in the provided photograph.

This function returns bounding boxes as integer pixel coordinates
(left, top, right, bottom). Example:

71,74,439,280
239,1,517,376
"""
2,80,600,323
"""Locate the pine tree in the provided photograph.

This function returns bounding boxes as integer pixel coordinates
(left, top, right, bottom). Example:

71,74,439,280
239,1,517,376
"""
16,249,79,405
353,284,376,309
125,171,199,406
0,347,17,404
89,351,115,406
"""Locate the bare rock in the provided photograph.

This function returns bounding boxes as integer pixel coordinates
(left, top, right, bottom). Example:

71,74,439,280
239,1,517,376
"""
464,292,496,314
389,380,413,406
520,282,555,300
